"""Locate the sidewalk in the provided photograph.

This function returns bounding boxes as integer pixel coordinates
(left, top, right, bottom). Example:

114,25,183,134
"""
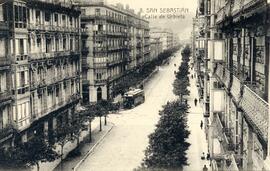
183,68,211,171
31,117,113,171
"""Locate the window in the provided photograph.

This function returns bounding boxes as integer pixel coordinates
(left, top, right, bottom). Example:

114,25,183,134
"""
46,38,51,53
56,85,59,97
14,4,27,28
0,5,3,21
70,38,73,51
45,12,50,22
95,8,101,16
255,37,265,64
20,71,25,86
36,10,40,24
19,39,24,54
62,15,66,27
55,13,58,22
69,16,73,26
63,37,66,50
37,38,41,48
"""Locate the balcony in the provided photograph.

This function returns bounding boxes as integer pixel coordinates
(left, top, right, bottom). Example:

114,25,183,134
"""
106,32,126,37
0,125,15,144
34,93,80,121
0,91,13,106
0,21,8,32
213,114,235,157
81,28,89,36
231,0,242,17
107,59,123,67
0,57,11,69
26,0,80,12
231,75,242,103
214,64,231,90
136,43,142,48
224,67,231,89
93,62,107,68
82,47,89,53
243,0,264,10
95,79,107,85
215,64,224,80
239,85,269,142
94,47,107,53
216,7,225,24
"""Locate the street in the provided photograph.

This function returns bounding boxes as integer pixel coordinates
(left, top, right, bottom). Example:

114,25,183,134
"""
77,53,180,171
77,51,209,171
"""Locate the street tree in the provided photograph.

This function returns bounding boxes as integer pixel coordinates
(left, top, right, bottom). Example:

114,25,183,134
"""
23,134,59,171
141,101,190,170
0,134,59,171
173,78,190,102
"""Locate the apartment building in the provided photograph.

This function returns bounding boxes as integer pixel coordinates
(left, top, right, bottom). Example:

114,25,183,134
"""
0,0,81,145
0,4,12,145
150,37,162,61
150,28,174,51
193,0,270,170
79,0,150,103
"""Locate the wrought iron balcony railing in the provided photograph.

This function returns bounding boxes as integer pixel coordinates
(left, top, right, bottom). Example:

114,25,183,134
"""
0,125,15,144
231,75,242,103
239,85,269,142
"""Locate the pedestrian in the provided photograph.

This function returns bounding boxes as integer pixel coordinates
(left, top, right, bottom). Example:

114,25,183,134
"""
191,74,193,79
207,152,210,160
194,98,198,106
201,152,205,160
200,120,203,129
203,165,208,171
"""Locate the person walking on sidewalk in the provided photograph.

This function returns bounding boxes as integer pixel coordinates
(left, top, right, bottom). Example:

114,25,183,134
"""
200,120,203,130
194,98,198,106
203,165,208,171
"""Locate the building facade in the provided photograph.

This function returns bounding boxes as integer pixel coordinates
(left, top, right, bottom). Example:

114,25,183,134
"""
193,0,270,170
150,37,162,62
80,0,150,103
0,4,13,145
150,28,174,51
0,0,81,145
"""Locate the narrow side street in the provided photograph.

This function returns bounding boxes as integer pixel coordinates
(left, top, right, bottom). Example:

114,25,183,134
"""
183,68,210,171
76,52,180,171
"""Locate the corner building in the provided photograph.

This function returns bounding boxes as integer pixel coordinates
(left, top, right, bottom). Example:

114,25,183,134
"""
80,1,150,103
0,0,81,145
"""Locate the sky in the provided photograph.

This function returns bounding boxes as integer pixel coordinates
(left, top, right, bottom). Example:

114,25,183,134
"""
107,0,198,40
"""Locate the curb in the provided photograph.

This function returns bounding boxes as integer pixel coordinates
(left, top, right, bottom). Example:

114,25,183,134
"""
72,123,115,171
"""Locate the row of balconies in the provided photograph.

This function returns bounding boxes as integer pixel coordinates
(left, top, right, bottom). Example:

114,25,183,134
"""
30,71,79,89
214,114,235,154
215,0,266,24
214,63,269,142
27,0,80,11
0,125,15,144
95,79,107,85
0,57,11,68
106,31,128,37
0,21,9,32
29,51,80,61
31,92,80,122
28,23,80,33
82,14,128,26
0,91,13,105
